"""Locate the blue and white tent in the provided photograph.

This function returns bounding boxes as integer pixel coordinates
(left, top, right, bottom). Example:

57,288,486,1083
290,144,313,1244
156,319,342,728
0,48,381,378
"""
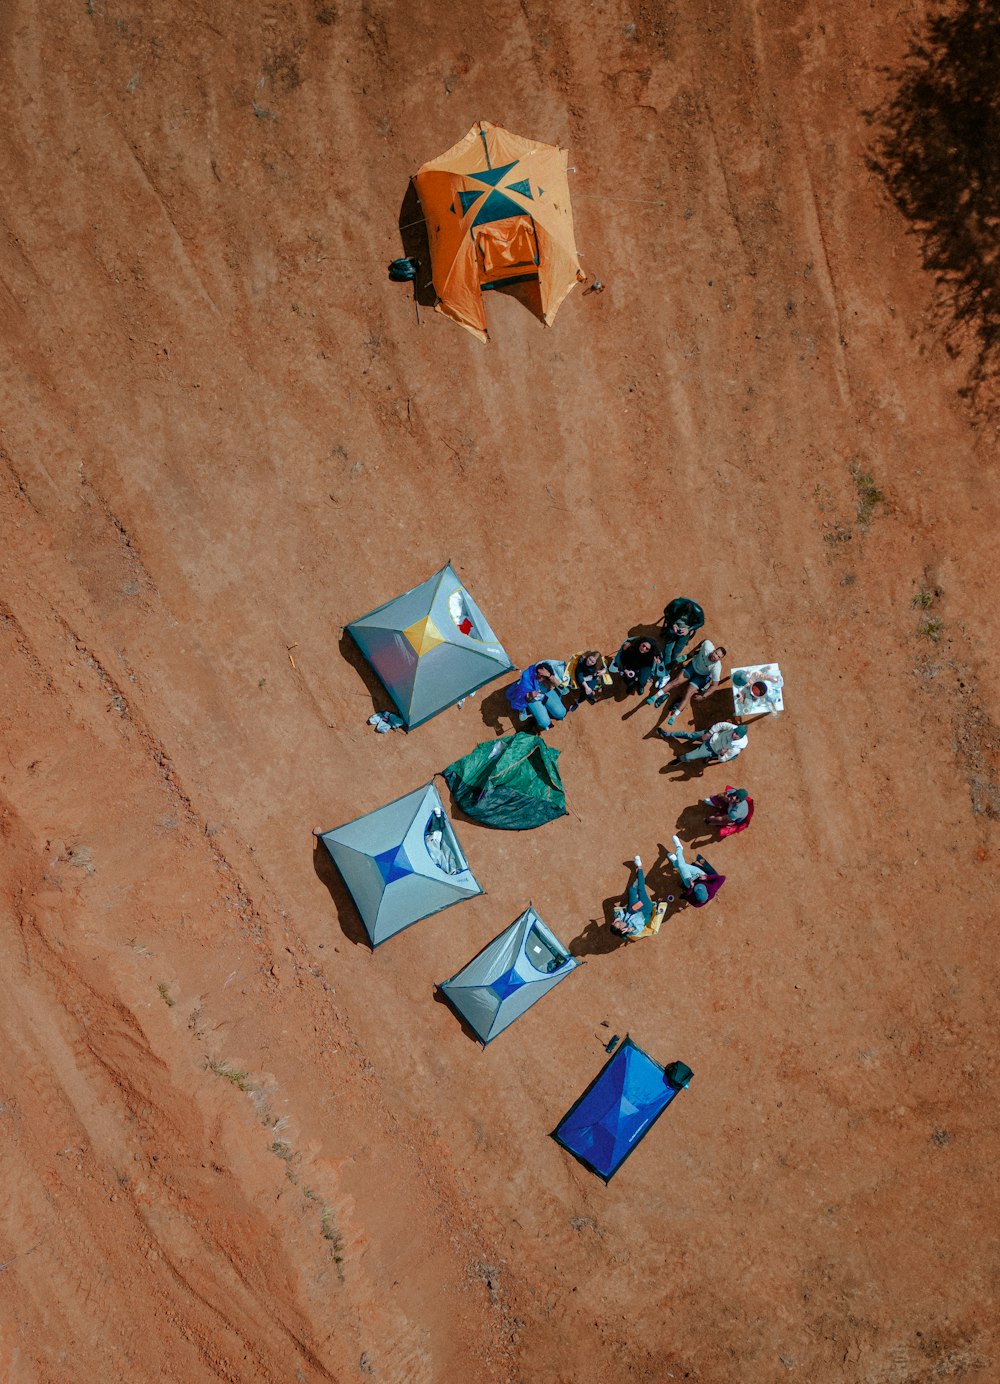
552,1039,692,1182
319,783,482,946
438,905,578,1043
347,564,514,729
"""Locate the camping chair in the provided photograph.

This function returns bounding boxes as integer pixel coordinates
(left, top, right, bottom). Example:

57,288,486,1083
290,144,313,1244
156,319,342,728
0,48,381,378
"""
625,898,669,942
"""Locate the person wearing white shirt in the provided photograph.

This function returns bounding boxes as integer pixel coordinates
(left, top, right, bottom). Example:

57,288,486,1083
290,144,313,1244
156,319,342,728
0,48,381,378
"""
659,719,748,767
649,639,726,725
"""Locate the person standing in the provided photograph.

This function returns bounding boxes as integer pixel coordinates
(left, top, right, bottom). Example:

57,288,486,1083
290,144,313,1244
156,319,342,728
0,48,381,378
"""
658,720,748,767
505,661,570,731
659,597,705,667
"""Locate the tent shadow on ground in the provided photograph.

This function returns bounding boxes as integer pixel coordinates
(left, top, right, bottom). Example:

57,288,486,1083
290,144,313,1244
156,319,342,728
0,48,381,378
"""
338,630,397,720
485,277,545,327
396,180,436,308
432,986,484,1045
312,837,371,948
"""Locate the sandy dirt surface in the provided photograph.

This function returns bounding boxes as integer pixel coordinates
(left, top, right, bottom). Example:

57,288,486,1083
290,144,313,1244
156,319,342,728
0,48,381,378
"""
2,1,998,1380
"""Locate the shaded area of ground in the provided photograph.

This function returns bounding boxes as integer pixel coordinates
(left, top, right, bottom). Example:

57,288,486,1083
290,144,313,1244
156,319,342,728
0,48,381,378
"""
868,0,1000,408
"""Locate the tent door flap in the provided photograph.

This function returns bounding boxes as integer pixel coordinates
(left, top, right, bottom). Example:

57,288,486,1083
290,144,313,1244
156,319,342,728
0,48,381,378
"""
475,217,540,286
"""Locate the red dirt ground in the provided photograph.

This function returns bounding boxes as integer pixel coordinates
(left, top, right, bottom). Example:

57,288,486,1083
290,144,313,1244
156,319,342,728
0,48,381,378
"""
2,1,998,1381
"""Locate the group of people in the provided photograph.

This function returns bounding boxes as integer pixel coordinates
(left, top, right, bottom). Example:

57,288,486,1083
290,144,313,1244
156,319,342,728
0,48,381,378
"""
504,596,750,765
502,596,757,939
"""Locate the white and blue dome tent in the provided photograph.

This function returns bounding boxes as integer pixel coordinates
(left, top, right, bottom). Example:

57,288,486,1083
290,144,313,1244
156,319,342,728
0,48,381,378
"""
319,782,482,946
346,564,514,729
438,905,578,1044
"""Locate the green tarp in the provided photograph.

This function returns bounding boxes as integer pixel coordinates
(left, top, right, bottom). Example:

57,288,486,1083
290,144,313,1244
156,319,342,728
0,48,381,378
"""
443,732,567,830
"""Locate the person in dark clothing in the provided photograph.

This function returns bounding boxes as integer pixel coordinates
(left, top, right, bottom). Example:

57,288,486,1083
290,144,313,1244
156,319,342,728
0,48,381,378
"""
566,650,610,710
609,636,663,695
659,597,705,667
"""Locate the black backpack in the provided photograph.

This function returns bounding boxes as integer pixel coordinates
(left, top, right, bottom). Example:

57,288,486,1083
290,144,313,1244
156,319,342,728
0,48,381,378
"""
388,257,420,282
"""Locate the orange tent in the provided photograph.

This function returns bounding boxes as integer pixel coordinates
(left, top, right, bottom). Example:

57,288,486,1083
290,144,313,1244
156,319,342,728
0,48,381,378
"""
414,121,585,343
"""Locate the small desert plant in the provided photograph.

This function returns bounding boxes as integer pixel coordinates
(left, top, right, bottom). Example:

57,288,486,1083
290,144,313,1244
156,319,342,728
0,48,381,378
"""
206,1058,252,1092
321,1208,346,1278
851,461,885,526
912,588,935,609
157,982,175,1008
919,617,944,642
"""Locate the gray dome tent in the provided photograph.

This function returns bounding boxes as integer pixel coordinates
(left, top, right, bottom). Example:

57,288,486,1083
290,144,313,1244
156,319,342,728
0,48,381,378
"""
319,782,482,946
347,565,514,729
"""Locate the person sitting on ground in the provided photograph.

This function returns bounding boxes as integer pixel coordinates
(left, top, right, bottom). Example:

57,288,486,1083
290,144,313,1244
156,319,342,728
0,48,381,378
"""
609,635,663,697
505,660,570,732
566,650,611,711
610,855,655,936
659,597,705,668
649,639,727,721
703,786,753,835
668,835,725,907
658,720,749,767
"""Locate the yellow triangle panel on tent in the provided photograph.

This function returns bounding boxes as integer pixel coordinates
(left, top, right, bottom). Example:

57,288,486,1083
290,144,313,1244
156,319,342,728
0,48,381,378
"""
414,120,585,342
404,616,445,657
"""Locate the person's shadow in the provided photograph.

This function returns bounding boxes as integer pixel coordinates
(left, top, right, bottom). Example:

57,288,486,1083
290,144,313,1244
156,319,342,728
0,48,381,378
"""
396,180,436,308
339,631,398,721
657,753,705,783
312,835,371,948
672,804,716,853
570,905,628,958
690,683,734,728
480,684,518,736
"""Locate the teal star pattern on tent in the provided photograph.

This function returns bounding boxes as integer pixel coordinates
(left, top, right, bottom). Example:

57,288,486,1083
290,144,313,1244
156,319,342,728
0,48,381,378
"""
455,163,536,228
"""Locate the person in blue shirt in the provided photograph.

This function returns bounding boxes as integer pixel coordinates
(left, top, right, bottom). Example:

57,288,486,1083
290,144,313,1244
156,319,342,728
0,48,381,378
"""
505,661,570,731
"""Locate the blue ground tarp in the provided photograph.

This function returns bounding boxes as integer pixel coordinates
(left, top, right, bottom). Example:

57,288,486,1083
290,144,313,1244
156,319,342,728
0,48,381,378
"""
552,1037,689,1182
